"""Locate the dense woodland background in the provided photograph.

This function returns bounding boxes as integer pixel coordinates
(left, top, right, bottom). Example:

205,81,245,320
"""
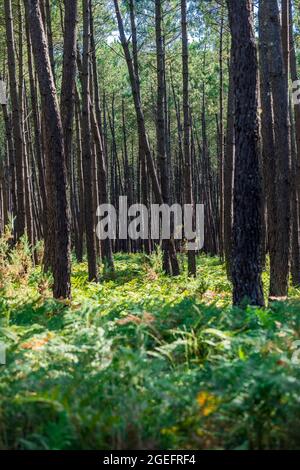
0,0,299,305
1,0,300,451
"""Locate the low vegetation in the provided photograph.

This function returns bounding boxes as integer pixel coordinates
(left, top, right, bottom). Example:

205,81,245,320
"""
1,235,300,450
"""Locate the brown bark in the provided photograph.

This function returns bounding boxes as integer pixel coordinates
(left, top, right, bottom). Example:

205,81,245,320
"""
25,0,71,299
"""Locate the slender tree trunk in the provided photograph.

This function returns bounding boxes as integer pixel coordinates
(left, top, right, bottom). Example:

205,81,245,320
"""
90,1,114,271
114,0,180,275
1,102,17,220
224,45,235,279
61,0,78,185
25,7,47,239
289,0,300,286
4,0,25,240
181,0,196,276
219,3,225,261
129,0,151,256
258,0,277,287
155,0,171,275
81,0,98,282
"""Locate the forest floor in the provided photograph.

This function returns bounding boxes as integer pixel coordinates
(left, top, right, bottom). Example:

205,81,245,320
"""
1,241,300,450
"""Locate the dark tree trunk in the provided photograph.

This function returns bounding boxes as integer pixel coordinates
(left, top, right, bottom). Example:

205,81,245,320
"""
258,0,277,287
227,0,265,307
289,0,300,287
25,0,71,299
260,0,292,299
218,3,225,262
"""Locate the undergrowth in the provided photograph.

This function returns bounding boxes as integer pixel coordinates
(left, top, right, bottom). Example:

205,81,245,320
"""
0,234,300,450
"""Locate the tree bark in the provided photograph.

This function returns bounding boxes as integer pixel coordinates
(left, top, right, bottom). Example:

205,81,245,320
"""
262,0,292,298
227,0,265,307
25,0,71,299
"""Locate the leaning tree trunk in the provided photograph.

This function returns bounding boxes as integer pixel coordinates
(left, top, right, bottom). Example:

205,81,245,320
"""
90,1,114,272
25,6,47,240
114,0,180,275
227,0,265,307
25,0,71,299
128,0,151,256
155,0,172,275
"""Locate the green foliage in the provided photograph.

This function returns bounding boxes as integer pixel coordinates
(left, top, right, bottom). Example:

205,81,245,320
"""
0,251,300,450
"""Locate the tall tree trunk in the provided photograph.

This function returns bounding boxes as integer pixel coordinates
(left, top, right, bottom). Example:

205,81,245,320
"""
155,0,171,275
227,0,265,307
1,101,17,221
25,6,47,239
219,2,225,261
4,0,25,240
25,0,71,299
61,0,78,184
81,0,98,282
289,0,300,287
181,0,196,276
114,0,180,275
129,0,151,256
224,45,235,279
258,0,277,288
90,1,114,271
262,0,292,298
